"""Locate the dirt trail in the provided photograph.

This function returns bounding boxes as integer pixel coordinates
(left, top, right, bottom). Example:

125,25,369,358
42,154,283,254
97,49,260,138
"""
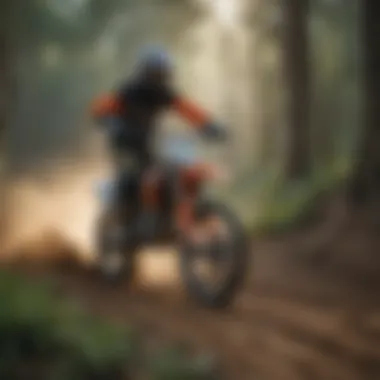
7,233,380,380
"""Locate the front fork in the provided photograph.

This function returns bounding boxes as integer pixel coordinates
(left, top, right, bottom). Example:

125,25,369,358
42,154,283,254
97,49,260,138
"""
175,196,197,236
174,182,203,238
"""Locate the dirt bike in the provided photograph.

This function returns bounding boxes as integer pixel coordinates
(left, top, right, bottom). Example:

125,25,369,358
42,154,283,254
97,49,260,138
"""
94,136,248,308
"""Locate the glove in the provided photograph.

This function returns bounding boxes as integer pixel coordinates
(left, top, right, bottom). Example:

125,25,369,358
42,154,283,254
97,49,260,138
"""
201,122,228,142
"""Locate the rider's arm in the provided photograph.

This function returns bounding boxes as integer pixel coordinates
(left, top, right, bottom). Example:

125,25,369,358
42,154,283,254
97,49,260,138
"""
172,97,210,129
90,93,124,122
90,89,141,148
90,93,127,143
172,96,227,140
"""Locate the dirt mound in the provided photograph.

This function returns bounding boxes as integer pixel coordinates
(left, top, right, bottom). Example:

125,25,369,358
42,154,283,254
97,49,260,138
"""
0,229,91,271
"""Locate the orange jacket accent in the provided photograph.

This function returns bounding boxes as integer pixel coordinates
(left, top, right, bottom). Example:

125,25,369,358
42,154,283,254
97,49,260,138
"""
91,94,123,118
91,92,210,128
173,98,210,128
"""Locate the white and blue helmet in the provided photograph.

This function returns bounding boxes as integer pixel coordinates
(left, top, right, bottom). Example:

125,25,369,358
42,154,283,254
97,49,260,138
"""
137,45,174,75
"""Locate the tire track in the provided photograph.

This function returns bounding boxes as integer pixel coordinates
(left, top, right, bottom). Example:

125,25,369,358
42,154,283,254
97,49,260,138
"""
6,238,380,380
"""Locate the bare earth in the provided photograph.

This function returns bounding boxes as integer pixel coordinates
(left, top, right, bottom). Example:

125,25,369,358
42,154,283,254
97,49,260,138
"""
4,226,380,380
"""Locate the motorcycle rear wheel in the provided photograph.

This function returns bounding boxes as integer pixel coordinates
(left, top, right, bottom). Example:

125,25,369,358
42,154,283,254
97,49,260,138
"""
95,208,138,286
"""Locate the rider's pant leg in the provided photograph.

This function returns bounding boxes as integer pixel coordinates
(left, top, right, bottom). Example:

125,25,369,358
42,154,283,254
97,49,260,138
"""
140,168,162,211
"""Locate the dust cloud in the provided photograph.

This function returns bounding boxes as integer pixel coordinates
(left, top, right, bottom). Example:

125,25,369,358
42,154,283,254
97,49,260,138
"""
1,155,180,287
2,163,104,259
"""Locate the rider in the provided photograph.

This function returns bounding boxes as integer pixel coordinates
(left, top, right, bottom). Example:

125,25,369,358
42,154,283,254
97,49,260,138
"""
91,45,227,238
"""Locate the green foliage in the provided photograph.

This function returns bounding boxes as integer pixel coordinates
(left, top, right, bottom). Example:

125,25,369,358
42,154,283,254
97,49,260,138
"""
0,270,218,380
248,156,351,234
149,347,219,380
6,0,132,52
0,270,136,379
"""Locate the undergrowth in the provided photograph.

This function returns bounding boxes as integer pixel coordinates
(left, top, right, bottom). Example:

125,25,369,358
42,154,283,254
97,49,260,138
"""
0,270,219,380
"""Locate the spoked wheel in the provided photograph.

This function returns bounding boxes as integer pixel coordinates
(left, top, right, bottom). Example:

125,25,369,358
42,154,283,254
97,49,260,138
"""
179,200,249,309
96,208,137,285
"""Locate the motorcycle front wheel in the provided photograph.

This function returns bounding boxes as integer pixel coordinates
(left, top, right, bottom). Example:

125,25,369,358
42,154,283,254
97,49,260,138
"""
179,199,249,309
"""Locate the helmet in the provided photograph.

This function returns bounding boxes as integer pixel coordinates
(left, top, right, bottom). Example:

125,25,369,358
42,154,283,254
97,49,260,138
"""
136,45,174,82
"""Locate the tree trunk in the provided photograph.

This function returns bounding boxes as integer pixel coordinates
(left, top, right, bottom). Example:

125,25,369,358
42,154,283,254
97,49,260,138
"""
0,38,12,152
0,0,13,158
350,0,380,207
0,0,14,247
283,0,311,179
